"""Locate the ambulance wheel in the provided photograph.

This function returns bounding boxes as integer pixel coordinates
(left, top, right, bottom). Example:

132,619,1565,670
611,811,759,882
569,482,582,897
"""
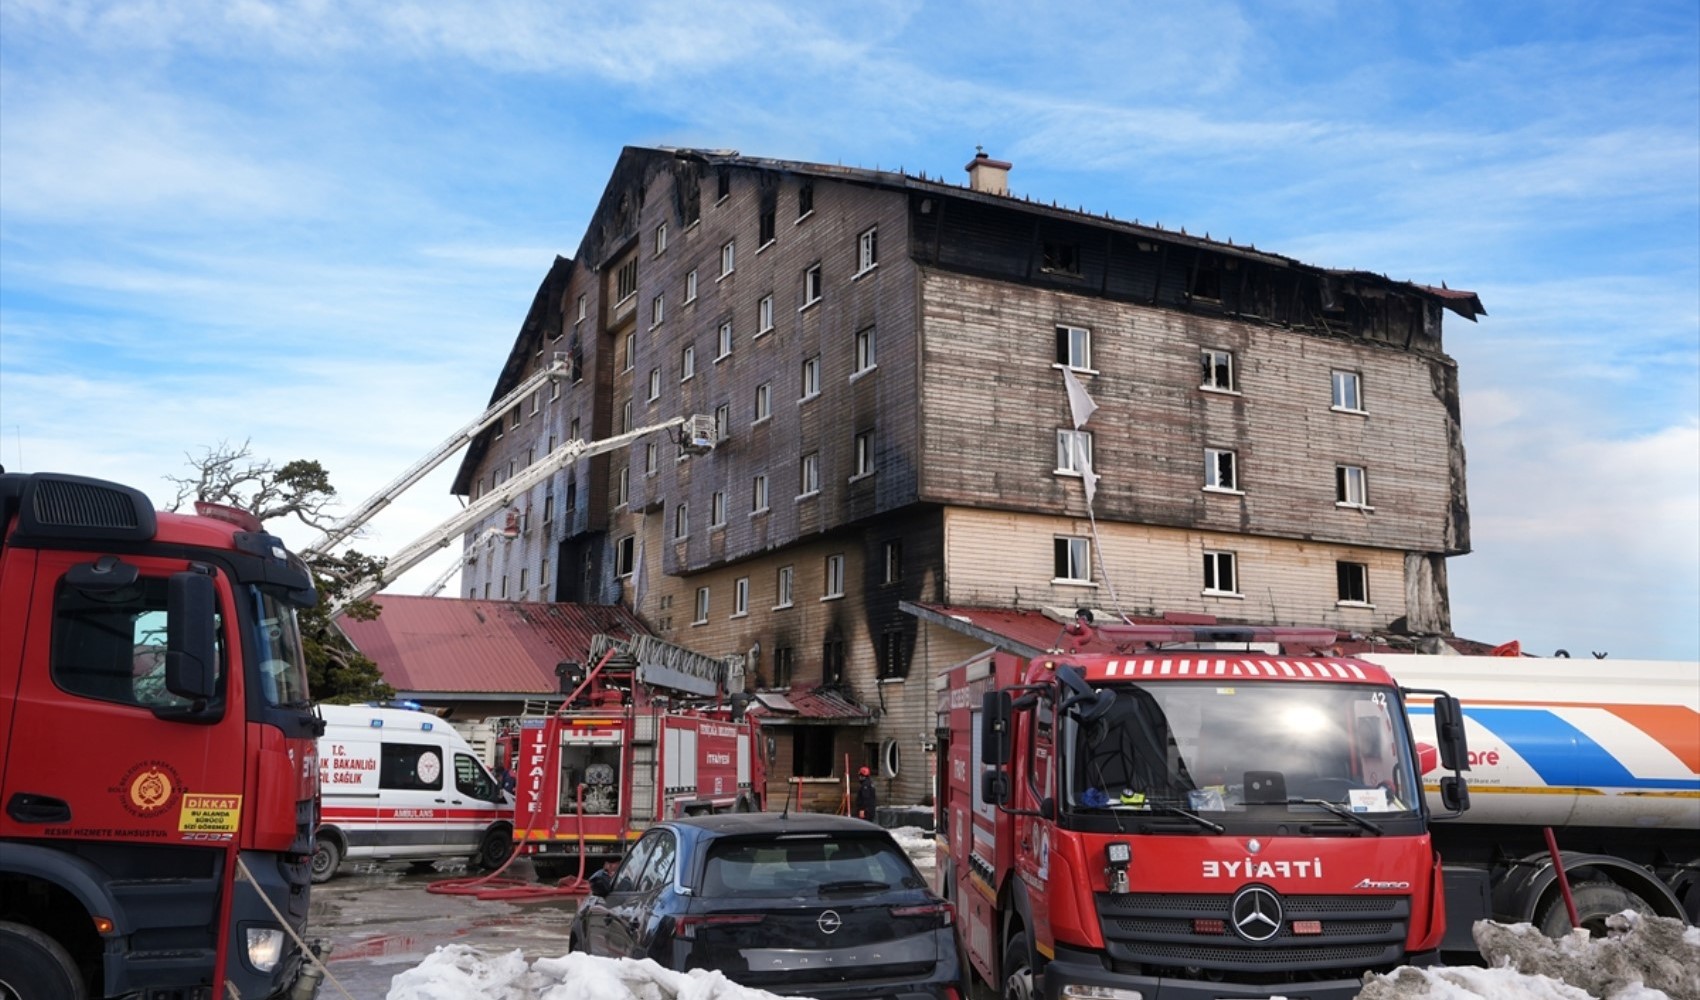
1537,879,1648,938
478,827,514,871
0,920,87,1000
311,834,342,884
1001,930,1036,1000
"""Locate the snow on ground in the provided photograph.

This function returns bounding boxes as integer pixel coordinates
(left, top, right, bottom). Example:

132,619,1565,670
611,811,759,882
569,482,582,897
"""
375,827,1698,1000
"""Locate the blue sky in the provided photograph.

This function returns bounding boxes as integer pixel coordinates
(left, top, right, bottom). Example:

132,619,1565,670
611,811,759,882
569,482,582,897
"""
3,1,1696,659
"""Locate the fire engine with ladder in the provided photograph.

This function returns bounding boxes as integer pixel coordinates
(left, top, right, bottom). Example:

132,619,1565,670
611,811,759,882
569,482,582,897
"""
503,632,765,883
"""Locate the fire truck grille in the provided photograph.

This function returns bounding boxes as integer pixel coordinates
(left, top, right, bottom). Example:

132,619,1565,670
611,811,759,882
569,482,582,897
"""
1097,892,1410,973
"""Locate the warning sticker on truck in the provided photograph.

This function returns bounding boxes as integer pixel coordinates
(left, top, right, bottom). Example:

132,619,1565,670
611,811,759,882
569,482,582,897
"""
179,794,242,833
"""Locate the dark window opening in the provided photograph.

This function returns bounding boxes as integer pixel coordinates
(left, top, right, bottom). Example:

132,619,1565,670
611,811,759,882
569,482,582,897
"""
1337,561,1370,603
878,629,908,680
1041,241,1081,276
771,646,794,689
798,183,814,217
759,210,776,245
717,170,731,202
822,636,845,686
1189,260,1222,301
792,728,834,778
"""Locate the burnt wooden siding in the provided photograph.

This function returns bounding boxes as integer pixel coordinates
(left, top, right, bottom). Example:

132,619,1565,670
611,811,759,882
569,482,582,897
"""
916,270,1466,558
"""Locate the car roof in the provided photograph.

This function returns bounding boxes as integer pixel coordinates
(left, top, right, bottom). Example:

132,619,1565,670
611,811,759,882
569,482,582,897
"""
666,813,889,841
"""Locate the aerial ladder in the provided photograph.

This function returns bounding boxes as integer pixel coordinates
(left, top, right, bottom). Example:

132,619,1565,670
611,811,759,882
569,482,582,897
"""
331,412,716,615
423,524,517,597
302,356,572,559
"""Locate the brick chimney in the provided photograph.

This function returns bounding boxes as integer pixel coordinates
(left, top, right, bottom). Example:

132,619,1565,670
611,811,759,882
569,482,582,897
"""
965,147,1011,196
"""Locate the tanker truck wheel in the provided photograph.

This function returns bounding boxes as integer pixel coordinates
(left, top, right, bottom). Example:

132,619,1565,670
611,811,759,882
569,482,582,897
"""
311,833,343,884
1537,879,1649,938
0,921,87,1000
1001,931,1036,1000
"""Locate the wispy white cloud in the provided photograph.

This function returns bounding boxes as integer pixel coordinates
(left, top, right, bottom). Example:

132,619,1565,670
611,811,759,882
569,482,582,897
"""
1,0,1694,658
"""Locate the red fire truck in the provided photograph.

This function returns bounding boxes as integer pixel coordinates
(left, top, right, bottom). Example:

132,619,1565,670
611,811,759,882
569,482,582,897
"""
0,471,324,1000
510,634,765,881
936,618,1469,1000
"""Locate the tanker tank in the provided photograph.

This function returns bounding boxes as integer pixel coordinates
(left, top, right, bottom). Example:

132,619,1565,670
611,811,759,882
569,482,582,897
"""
1361,652,1699,940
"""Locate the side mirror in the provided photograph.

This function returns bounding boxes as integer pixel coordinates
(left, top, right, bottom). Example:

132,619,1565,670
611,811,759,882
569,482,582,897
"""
587,868,613,897
1438,775,1470,815
1432,696,1469,772
981,691,1012,766
165,571,218,702
981,769,1009,806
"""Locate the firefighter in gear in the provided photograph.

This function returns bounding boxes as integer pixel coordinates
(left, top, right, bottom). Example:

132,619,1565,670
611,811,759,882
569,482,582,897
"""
854,765,878,822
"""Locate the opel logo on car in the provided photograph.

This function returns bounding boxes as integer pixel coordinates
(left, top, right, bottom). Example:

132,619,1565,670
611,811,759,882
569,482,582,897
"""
817,910,842,934
1230,885,1283,942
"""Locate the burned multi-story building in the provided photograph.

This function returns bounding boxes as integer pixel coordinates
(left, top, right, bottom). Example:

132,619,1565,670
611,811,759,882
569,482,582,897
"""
450,146,1483,806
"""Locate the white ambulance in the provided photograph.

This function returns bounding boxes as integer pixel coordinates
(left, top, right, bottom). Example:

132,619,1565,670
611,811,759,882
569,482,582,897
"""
312,703,514,882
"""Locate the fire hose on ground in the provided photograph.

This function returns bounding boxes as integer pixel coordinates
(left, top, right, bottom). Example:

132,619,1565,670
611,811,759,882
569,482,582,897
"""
427,783,595,901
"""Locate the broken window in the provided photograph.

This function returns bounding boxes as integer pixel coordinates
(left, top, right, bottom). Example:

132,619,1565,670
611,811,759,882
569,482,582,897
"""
716,170,731,202
1189,259,1222,301
615,536,635,577
759,210,776,247
822,634,846,684
1205,448,1238,492
798,183,814,219
1201,348,1236,391
1042,241,1081,276
878,629,908,680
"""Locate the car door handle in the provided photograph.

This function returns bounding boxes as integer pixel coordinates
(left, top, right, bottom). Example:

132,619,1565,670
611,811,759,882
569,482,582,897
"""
435,798,447,803
7,792,71,824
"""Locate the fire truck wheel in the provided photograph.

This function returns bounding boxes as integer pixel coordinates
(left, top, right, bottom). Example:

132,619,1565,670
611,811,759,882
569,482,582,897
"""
1001,930,1036,1000
0,920,87,1000
311,834,342,884
478,827,515,871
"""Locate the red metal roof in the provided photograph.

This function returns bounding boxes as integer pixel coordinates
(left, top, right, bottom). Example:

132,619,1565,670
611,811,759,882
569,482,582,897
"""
749,686,875,725
338,595,649,695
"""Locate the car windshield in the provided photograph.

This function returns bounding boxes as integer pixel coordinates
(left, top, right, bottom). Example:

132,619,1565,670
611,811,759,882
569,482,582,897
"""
248,587,310,707
1061,680,1420,818
700,834,928,898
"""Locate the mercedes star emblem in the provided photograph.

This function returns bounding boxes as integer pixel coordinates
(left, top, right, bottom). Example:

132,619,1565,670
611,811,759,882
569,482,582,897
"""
817,910,842,935
1230,885,1284,943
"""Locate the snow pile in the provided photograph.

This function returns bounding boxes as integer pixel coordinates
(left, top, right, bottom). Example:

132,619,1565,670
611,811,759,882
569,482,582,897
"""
1358,911,1700,1000
387,948,786,1000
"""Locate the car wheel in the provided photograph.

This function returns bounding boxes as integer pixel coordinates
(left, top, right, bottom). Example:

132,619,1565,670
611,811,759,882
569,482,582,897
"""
1537,879,1650,938
478,827,514,871
1002,930,1036,1000
311,834,342,884
0,920,87,1000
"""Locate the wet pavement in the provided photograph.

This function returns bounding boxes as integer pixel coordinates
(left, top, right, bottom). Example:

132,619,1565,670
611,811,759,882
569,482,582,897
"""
309,856,581,1000
304,829,939,1000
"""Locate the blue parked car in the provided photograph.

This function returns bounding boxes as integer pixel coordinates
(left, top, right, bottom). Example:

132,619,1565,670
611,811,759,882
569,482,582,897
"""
569,812,965,1000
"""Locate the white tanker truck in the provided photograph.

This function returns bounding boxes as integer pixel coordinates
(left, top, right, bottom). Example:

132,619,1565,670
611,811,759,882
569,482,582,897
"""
1364,653,1700,953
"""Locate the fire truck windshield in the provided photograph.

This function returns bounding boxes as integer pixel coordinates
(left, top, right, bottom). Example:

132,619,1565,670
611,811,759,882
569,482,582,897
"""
249,588,310,707
1060,681,1420,823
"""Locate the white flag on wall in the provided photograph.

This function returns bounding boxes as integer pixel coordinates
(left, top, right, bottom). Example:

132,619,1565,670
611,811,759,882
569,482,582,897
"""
1063,366,1098,430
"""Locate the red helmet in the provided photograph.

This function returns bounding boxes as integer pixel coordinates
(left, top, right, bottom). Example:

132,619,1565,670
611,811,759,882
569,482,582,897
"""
858,766,871,777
